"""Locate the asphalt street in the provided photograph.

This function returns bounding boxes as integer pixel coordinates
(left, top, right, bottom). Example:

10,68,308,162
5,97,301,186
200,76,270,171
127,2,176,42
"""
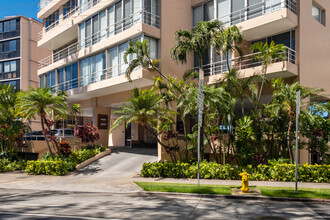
0,148,329,219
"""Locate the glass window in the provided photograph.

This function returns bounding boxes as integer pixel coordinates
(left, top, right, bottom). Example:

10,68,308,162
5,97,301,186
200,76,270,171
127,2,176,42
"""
79,22,85,49
85,19,92,47
92,15,99,44
58,68,65,91
9,19,16,31
4,21,9,32
204,1,214,21
218,0,230,25
124,0,132,30
10,60,16,71
100,11,107,40
193,5,203,27
115,1,123,34
231,0,245,24
9,40,16,51
248,0,263,19
109,47,118,78
4,62,10,72
312,3,325,25
0,23,3,33
108,5,115,36
119,43,128,75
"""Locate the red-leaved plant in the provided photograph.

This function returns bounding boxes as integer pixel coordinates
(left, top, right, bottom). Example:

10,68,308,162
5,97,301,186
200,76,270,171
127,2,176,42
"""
74,124,100,145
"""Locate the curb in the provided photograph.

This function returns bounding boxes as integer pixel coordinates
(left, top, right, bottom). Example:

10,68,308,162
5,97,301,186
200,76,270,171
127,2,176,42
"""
141,191,330,203
76,148,111,170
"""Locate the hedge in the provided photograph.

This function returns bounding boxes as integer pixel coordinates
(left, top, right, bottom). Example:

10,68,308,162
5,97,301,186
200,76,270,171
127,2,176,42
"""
25,161,71,176
141,161,330,183
0,159,27,172
25,145,107,176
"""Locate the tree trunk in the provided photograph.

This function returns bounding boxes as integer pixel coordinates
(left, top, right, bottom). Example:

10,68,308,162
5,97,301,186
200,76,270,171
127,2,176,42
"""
44,119,60,155
41,116,54,159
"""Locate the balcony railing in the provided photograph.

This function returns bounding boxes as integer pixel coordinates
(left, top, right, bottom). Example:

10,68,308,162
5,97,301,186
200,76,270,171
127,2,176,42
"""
214,0,297,28
193,47,296,77
80,0,102,14
38,0,55,11
38,10,160,69
46,62,133,92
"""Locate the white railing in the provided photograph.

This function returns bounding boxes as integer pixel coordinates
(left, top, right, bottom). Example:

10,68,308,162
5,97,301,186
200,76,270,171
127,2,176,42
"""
38,10,160,69
46,63,132,92
213,0,297,28
39,0,55,11
38,4,80,41
193,46,296,76
80,0,102,14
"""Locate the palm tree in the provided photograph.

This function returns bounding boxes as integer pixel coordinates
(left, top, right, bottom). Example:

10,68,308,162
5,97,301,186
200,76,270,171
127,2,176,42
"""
250,41,287,103
124,40,182,93
110,87,177,160
17,88,68,158
171,20,223,161
271,79,319,162
215,25,243,72
70,103,83,131
220,69,259,116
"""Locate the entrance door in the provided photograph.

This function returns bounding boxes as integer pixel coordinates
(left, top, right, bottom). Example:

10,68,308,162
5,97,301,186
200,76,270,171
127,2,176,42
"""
125,123,131,146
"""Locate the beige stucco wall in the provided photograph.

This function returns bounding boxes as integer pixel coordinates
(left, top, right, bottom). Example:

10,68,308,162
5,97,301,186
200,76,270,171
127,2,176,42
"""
298,0,330,95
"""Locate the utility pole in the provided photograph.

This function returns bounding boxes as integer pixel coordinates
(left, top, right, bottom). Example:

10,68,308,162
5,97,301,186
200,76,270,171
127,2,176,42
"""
197,69,204,187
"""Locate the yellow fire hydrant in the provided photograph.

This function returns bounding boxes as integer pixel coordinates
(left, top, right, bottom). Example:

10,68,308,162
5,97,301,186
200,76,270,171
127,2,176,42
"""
239,172,250,193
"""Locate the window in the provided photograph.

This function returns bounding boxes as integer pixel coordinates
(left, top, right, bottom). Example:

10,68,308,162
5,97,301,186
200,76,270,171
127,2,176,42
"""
63,0,78,19
57,62,78,91
80,52,106,86
45,10,59,31
312,2,325,25
0,60,19,80
0,80,20,91
193,1,214,26
40,71,56,91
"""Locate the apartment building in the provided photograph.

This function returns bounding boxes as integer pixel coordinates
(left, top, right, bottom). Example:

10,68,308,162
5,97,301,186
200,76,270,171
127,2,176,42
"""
36,0,330,162
0,16,50,130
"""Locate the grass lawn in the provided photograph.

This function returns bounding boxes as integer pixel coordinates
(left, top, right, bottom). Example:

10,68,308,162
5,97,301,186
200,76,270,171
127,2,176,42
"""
135,182,232,195
135,182,330,200
257,186,330,200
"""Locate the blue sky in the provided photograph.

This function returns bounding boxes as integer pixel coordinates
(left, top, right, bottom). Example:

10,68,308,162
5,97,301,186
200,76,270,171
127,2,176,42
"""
0,0,40,21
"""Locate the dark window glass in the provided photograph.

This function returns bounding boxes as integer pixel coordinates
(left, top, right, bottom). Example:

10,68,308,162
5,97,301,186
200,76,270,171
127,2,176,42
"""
231,0,245,24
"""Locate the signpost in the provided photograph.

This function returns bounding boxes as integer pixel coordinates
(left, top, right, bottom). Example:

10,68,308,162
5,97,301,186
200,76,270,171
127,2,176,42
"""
197,78,204,187
295,90,300,191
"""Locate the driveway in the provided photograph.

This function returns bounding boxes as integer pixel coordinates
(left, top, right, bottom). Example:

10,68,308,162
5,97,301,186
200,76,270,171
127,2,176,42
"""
75,147,158,178
0,147,158,193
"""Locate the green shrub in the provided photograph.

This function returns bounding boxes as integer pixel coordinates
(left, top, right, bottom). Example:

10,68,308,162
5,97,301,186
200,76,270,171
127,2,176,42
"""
0,159,27,172
26,145,108,175
25,161,70,175
141,161,330,183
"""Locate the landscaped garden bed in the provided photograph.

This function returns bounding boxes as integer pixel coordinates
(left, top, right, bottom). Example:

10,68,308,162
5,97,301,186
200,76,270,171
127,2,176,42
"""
140,161,330,183
25,145,108,175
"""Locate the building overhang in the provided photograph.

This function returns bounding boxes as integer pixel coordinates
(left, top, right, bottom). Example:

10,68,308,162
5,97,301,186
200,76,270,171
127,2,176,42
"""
66,69,155,103
206,61,298,85
240,8,298,41
38,0,68,20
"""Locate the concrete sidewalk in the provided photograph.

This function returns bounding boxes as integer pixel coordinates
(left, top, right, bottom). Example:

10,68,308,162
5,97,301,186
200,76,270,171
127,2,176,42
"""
132,176,330,189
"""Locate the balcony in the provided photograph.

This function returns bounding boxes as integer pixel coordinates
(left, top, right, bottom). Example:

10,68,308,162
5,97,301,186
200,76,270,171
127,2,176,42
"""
193,47,298,84
38,10,160,70
46,65,154,102
216,0,298,41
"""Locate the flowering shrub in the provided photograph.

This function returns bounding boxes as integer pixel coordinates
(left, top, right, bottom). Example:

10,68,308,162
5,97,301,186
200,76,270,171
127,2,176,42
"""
141,161,330,183
75,124,100,144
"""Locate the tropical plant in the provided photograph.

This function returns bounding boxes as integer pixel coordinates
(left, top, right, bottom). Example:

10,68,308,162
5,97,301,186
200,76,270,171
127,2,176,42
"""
124,39,182,93
75,124,100,145
250,41,287,103
17,88,68,158
215,25,243,71
111,87,178,161
271,79,321,162
0,84,29,154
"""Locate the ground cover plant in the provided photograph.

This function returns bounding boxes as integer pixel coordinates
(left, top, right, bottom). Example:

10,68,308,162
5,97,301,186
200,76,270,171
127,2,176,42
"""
135,182,330,200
